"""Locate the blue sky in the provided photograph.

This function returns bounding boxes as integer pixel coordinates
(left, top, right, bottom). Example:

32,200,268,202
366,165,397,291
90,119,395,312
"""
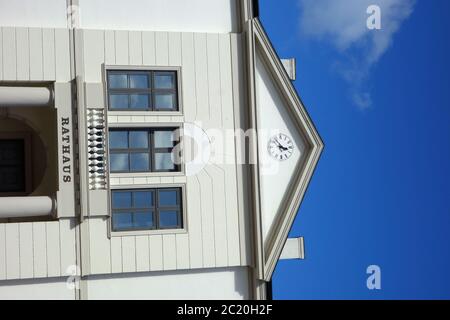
261,0,450,299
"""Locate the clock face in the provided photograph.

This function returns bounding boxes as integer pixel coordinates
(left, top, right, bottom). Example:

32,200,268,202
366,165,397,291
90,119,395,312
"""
268,133,294,161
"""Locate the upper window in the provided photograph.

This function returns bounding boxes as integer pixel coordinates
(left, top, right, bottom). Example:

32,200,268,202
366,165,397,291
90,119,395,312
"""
107,70,178,111
111,187,183,231
109,128,180,173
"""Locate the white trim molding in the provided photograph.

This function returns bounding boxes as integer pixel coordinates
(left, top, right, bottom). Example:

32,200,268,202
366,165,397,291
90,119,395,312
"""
247,19,324,282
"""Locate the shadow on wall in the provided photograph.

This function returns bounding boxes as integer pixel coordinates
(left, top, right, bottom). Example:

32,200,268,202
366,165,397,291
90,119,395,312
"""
0,110,57,197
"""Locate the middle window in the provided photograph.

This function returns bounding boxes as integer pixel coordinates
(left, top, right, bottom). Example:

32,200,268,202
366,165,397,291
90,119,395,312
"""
109,128,180,173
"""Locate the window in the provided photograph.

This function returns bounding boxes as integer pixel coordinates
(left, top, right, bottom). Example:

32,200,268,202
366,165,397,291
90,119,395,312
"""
109,128,180,173
107,70,178,111
111,188,183,231
0,139,25,193
0,135,32,195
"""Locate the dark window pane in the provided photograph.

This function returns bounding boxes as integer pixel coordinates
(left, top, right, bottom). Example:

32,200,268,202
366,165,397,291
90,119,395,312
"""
0,140,24,165
129,74,149,88
109,131,128,149
0,139,26,192
0,139,26,191
154,152,174,171
134,211,154,228
154,93,175,110
112,191,132,209
158,189,178,206
110,94,129,109
159,210,179,228
154,72,175,89
0,166,25,192
154,130,174,148
110,153,129,172
129,131,148,149
113,212,133,230
133,191,153,208
130,94,150,109
130,153,149,171
108,74,128,88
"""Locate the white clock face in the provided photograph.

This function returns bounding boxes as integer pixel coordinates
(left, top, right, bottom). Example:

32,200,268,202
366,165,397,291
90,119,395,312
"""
268,133,294,161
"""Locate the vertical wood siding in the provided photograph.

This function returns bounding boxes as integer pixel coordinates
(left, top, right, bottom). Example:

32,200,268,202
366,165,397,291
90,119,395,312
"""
0,219,77,280
0,27,248,279
0,27,71,82
0,27,75,281
82,29,245,275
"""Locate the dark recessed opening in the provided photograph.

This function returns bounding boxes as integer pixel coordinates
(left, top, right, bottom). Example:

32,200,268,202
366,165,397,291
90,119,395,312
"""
0,139,26,193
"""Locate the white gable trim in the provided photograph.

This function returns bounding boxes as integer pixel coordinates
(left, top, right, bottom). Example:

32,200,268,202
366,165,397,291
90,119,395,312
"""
247,19,323,281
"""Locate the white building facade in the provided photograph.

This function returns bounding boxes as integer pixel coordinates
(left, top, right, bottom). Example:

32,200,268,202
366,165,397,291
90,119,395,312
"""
0,0,322,299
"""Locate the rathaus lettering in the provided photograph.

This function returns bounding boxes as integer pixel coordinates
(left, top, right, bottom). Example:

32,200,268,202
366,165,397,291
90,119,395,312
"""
61,117,72,183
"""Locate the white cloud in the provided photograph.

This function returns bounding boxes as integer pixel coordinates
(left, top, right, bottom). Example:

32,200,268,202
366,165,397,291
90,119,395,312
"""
298,0,415,109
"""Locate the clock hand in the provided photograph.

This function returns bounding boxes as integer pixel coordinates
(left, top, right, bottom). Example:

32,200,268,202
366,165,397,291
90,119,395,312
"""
275,140,288,151
275,140,282,148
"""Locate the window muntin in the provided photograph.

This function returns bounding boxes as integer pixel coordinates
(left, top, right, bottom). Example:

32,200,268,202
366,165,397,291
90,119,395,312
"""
107,70,178,111
111,188,182,231
109,128,180,173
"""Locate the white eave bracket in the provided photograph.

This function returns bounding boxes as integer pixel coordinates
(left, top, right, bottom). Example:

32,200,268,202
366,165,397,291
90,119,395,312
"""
281,58,296,81
280,237,305,260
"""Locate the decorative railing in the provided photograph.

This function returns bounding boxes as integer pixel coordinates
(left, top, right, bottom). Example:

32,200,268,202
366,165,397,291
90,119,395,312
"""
86,108,107,190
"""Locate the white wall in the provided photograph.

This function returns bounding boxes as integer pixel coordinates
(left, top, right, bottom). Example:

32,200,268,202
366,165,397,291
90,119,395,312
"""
0,267,250,300
86,267,250,300
255,49,307,240
0,0,239,32
78,0,238,32
0,219,77,281
81,29,245,276
0,0,68,28
0,26,77,282
0,277,76,300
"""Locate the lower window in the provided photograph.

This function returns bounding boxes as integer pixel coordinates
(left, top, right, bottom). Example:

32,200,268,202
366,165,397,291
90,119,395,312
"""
111,187,183,232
